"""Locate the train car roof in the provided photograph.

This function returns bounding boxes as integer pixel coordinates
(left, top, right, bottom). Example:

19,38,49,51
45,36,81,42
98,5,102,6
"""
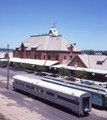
41,77,107,95
13,75,88,97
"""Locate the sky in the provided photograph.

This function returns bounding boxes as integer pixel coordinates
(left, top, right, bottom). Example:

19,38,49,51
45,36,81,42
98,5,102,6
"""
0,0,107,50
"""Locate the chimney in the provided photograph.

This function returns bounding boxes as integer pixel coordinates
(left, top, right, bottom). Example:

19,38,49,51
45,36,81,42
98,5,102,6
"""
74,43,76,46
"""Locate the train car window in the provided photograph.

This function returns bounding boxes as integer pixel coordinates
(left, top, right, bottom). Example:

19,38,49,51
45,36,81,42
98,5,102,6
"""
19,83,21,85
58,95,79,105
46,91,54,97
43,90,46,94
24,84,26,87
91,93,93,100
22,84,24,86
31,86,34,90
38,89,41,92
16,82,18,84
41,90,43,93
26,85,30,88
34,88,37,91
54,94,57,98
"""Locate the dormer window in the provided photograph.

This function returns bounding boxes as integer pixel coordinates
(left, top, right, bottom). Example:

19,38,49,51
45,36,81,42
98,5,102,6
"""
97,61,102,65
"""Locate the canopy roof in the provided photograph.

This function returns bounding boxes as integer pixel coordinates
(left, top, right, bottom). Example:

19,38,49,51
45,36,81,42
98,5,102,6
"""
52,64,107,75
9,58,59,66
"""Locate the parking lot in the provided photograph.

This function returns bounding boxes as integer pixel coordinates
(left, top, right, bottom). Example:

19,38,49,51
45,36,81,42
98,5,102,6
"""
0,68,107,120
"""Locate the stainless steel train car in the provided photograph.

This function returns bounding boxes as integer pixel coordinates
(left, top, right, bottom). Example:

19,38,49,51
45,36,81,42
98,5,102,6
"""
13,75,91,116
41,76,107,107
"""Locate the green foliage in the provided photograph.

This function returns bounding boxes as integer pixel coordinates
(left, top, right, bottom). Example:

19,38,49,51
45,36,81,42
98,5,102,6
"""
74,71,88,79
86,50,95,55
0,61,7,65
13,63,19,67
58,67,70,76
22,64,33,70
36,66,46,72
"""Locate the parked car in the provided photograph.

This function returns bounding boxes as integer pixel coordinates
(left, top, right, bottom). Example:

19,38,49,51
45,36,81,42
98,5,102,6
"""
65,76,76,81
27,70,34,74
47,73,59,77
6,66,12,69
10,67,15,70
14,67,23,71
35,72,47,76
1,64,6,68
99,83,107,88
81,81,93,85
75,78,82,83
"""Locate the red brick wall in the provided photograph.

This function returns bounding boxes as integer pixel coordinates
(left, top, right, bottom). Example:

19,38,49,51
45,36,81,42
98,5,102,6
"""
68,55,87,68
13,47,81,64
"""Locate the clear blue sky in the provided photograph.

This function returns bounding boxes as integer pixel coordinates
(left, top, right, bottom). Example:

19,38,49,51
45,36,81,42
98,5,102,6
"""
0,0,107,50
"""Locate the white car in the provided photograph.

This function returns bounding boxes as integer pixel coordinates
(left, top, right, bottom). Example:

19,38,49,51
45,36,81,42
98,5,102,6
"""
99,83,107,88
75,78,82,83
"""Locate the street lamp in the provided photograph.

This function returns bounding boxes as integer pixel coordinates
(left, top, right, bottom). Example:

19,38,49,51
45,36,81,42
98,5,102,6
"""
54,68,57,74
92,73,95,85
49,66,51,73
105,75,107,84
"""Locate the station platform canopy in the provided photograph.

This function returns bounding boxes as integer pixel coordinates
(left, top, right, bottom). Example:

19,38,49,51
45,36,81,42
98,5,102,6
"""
51,64,107,75
0,59,7,62
9,58,59,66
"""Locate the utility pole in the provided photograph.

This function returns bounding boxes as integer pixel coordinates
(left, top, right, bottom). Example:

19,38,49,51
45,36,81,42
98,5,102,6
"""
7,44,9,90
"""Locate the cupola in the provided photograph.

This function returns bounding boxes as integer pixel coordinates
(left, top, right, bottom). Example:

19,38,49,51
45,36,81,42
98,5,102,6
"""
49,27,59,36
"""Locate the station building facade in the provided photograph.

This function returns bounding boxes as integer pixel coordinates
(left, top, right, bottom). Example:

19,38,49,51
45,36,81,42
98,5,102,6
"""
13,27,81,66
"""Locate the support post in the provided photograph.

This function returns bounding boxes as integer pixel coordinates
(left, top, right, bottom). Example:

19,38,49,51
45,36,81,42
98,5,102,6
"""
7,44,9,90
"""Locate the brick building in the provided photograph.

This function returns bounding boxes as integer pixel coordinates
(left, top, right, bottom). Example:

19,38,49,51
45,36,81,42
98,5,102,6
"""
13,27,81,66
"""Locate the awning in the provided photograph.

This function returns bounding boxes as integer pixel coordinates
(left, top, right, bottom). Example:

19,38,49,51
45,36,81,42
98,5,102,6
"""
51,64,107,75
45,60,59,66
0,59,7,62
9,58,59,66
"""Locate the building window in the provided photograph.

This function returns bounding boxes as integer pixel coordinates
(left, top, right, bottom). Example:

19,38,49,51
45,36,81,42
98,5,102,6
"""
76,60,78,65
48,55,51,60
38,55,41,59
97,61,102,65
22,54,24,58
64,56,66,59
26,54,29,58
44,55,45,59
49,30,52,33
34,55,36,59
69,56,72,60
30,54,33,59
55,56,59,60
22,49,24,52
70,48,72,53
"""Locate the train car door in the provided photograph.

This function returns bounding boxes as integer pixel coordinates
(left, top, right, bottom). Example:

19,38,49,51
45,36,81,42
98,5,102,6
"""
83,97,89,112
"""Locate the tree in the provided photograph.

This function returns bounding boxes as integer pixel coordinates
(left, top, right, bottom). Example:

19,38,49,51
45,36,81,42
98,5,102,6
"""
22,64,33,70
36,66,46,72
86,50,95,55
58,67,70,76
74,71,88,79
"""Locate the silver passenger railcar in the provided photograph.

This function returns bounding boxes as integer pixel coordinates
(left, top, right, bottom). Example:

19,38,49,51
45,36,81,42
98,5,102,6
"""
13,75,91,116
41,76,107,107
